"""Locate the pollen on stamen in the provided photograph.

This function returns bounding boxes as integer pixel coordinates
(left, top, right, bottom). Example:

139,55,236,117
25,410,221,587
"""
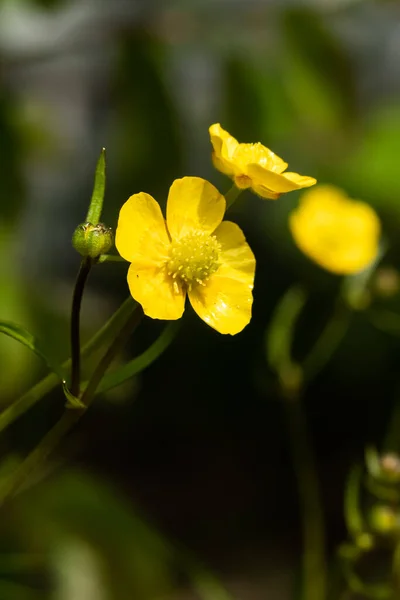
167,231,221,289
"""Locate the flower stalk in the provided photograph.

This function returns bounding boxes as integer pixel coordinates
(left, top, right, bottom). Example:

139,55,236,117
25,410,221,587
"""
224,184,243,210
0,297,135,434
69,257,92,397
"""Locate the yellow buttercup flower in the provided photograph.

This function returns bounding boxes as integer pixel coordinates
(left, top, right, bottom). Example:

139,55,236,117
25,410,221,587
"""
289,185,381,275
115,176,256,335
209,123,317,200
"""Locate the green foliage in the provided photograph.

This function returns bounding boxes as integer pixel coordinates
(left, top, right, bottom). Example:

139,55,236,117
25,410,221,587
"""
282,7,357,133
0,321,64,381
14,471,175,600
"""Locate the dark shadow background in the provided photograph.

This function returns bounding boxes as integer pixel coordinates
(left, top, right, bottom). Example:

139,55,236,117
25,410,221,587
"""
1,0,400,598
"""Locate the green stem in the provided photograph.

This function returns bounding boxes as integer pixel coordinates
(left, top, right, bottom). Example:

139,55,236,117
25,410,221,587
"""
224,184,242,210
302,300,352,384
0,297,135,434
343,465,365,540
80,305,144,406
97,320,181,394
0,305,143,505
284,392,326,600
70,257,92,396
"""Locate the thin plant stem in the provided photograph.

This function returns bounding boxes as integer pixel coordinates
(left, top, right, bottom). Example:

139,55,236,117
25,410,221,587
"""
0,305,143,505
283,391,326,600
97,320,181,394
224,184,242,210
302,300,352,384
70,257,92,396
80,305,144,406
0,297,135,434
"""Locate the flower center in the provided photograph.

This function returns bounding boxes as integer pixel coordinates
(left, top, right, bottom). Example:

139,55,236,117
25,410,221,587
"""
167,231,221,290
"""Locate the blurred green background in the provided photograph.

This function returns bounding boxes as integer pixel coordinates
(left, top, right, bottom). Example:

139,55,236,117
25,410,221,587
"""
2,0,400,598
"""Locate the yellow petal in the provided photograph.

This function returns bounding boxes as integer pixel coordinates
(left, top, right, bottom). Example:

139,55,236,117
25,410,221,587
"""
250,184,281,200
281,172,318,187
211,152,236,177
166,176,226,239
127,262,185,320
209,123,239,178
188,221,255,335
209,123,238,159
247,163,317,194
115,193,170,264
233,143,288,174
289,185,381,275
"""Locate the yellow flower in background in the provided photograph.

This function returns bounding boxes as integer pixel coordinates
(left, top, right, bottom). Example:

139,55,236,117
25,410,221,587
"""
289,185,381,275
209,123,317,199
115,176,256,335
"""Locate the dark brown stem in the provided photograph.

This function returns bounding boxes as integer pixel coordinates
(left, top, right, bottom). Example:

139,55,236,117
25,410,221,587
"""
70,257,92,396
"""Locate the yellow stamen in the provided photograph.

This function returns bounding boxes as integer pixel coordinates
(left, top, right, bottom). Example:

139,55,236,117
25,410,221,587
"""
167,231,221,291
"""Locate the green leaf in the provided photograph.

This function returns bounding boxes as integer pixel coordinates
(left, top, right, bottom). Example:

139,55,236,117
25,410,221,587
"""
86,148,106,225
97,321,181,394
0,297,135,436
344,464,365,541
0,321,64,380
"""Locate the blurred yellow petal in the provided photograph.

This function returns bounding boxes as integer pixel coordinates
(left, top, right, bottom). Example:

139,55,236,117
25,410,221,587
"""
289,185,381,275
115,193,170,264
166,176,226,239
188,221,255,335
282,172,318,187
127,262,185,320
248,163,317,194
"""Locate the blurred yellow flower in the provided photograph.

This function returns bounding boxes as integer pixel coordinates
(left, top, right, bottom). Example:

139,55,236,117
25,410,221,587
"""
115,176,256,335
209,123,317,199
289,185,381,275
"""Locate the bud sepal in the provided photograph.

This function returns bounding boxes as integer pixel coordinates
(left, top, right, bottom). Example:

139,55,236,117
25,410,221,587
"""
72,222,113,259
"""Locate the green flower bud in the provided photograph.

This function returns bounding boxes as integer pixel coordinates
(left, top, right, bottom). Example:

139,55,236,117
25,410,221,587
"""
72,222,113,259
369,505,400,535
